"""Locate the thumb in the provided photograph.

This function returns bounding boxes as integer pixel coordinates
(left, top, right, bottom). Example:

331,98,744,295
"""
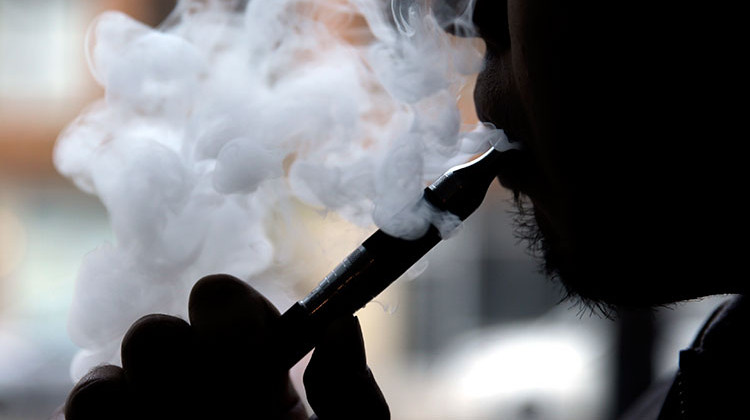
303,316,390,420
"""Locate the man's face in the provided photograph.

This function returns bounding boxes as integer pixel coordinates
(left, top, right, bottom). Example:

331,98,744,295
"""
470,0,588,302
466,1,731,308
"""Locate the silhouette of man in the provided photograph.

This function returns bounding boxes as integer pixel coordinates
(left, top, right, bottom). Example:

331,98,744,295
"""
61,1,746,419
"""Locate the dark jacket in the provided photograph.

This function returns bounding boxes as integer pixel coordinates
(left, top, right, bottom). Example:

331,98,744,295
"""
622,295,749,420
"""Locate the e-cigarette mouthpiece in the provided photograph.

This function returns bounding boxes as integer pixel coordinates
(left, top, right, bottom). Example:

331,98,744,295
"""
274,145,520,369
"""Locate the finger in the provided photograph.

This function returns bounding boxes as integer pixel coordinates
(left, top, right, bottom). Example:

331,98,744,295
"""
304,316,390,420
121,313,193,386
120,313,193,417
188,274,280,359
65,365,129,420
188,274,302,418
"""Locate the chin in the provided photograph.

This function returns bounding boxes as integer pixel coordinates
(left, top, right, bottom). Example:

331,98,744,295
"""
515,202,691,314
550,240,716,312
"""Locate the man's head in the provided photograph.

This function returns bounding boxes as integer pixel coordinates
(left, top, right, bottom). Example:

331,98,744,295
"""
463,0,745,309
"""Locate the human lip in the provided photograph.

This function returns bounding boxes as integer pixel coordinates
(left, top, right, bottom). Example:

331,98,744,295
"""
490,132,531,194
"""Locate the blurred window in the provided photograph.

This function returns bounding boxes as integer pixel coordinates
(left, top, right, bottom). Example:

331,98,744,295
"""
0,0,87,101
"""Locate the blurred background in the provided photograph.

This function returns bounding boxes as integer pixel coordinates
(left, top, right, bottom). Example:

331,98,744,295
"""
0,1,728,419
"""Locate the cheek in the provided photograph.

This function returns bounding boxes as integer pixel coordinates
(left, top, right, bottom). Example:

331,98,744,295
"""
505,1,575,198
506,0,563,135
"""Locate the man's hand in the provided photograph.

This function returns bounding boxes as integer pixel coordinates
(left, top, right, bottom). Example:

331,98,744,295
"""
62,274,390,419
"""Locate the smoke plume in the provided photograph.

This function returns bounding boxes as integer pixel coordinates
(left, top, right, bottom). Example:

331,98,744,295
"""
55,0,499,380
